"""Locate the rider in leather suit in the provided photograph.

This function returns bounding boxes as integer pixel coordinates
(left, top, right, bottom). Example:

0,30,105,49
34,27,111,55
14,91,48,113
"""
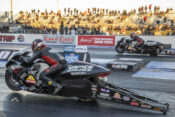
130,32,144,50
26,39,67,95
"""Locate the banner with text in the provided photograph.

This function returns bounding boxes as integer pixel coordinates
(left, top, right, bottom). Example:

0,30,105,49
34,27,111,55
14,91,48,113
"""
78,35,115,46
0,34,75,46
43,35,75,45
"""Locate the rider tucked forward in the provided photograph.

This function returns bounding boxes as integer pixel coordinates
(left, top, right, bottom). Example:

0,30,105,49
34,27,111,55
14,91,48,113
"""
26,39,67,95
130,32,144,50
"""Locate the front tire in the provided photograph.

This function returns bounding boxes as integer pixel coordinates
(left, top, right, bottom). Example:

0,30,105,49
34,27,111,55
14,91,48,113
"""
150,47,161,56
5,70,21,91
115,45,125,53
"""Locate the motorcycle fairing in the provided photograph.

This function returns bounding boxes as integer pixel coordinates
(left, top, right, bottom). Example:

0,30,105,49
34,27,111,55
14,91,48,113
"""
60,61,110,77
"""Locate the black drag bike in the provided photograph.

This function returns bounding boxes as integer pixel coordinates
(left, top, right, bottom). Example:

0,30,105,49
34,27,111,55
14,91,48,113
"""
115,37,164,56
5,48,169,114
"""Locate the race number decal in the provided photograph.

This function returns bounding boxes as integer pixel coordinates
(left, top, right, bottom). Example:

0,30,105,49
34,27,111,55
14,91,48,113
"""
0,50,11,60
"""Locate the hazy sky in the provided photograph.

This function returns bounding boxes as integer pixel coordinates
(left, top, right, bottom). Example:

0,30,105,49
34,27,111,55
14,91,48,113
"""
0,0,175,14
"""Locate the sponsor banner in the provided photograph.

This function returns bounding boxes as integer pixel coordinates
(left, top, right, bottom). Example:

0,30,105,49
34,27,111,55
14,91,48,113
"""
0,49,19,60
64,45,88,53
58,35,75,45
111,64,128,69
0,49,19,67
17,35,25,42
43,35,58,43
78,35,115,46
65,54,80,64
75,46,88,53
0,35,15,43
64,45,75,53
0,60,7,67
0,50,12,60
0,34,75,46
0,34,42,44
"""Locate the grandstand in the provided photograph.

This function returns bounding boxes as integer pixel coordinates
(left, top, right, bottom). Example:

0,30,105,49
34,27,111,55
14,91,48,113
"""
1,6,175,36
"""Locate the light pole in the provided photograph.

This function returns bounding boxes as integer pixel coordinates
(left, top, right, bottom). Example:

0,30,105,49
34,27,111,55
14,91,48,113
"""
57,0,59,10
10,0,13,23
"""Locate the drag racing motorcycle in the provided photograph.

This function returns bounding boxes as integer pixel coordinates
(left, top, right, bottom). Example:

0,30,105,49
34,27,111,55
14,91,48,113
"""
5,48,169,114
115,37,164,56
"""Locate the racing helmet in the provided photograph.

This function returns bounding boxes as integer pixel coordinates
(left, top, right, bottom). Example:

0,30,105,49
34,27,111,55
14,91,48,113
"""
31,39,45,53
130,32,136,38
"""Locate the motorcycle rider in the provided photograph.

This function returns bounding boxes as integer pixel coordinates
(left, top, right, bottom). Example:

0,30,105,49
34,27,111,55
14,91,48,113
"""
130,32,144,51
25,39,67,95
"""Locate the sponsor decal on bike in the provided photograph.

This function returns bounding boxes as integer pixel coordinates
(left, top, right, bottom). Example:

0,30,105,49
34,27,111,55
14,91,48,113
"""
122,96,130,101
100,88,110,93
92,85,97,88
130,101,139,106
141,104,151,109
97,92,111,100
26,75,36,84
92,90,97,98
153,107,161,111
91,85,98,91
68,65,94,72
71,71,87,75
17,35,24,42
113,93,121,99
91,88,97,91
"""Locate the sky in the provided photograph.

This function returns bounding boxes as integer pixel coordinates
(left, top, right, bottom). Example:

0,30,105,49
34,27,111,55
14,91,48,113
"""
0,0,175,14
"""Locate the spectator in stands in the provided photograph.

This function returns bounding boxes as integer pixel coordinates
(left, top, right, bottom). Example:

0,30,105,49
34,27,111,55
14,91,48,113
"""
13,6,174,36
171,20,174,28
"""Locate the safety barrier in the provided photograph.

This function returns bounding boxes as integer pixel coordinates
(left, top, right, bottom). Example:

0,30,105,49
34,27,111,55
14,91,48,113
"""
0,33,175,48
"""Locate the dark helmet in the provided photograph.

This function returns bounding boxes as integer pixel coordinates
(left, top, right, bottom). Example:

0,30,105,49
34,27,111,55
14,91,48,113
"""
130,32,136,38
31,39,45,53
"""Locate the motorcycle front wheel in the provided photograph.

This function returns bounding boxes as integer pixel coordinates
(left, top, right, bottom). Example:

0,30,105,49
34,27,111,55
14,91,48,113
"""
5,70,21,91
115,45,125,53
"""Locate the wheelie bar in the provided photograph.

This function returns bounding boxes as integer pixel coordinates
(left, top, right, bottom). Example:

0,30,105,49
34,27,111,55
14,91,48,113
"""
91,82,169,114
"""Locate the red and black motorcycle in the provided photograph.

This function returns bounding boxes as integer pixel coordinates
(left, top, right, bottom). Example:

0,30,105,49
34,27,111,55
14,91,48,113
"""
5,48,169,114
115,37,164,56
